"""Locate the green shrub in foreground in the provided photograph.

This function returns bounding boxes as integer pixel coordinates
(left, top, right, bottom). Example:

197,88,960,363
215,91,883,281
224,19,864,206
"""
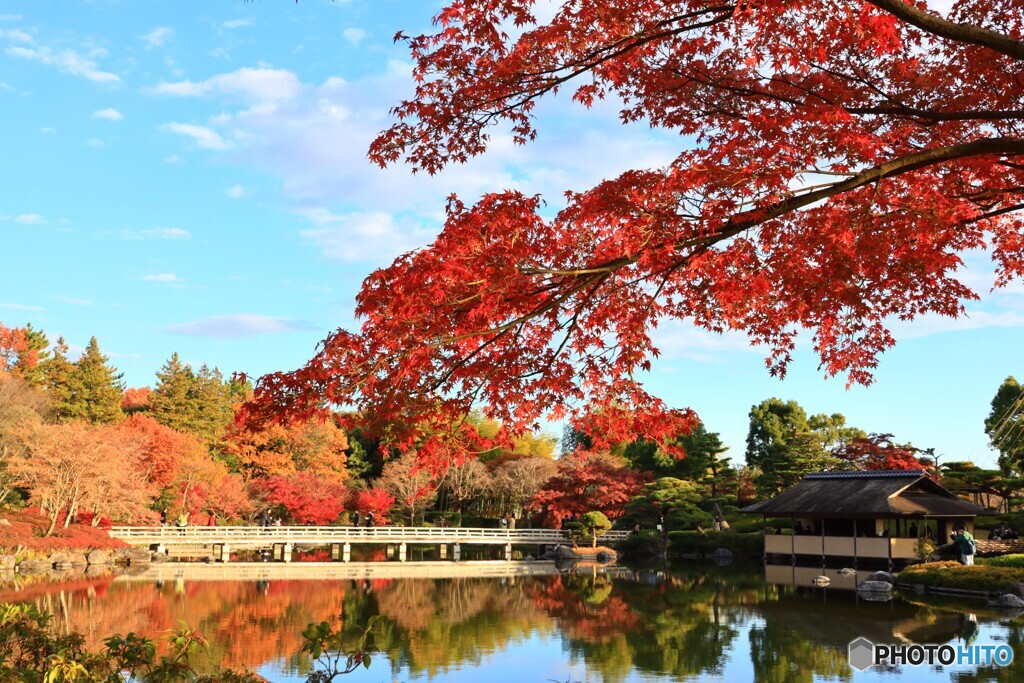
897,561,1024,593
978,554,1024,568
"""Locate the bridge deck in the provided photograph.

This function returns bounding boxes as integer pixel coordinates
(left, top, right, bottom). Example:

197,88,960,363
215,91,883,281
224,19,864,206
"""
110,526,630,548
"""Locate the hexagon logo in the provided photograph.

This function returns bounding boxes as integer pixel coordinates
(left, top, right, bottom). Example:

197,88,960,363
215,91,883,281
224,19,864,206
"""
848,637,875,671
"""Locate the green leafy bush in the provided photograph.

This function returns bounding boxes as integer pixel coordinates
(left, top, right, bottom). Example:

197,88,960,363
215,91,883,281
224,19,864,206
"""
898,561,1024,593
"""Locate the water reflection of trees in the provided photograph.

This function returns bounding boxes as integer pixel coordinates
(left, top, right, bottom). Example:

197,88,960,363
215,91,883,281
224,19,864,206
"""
12,563,1012,682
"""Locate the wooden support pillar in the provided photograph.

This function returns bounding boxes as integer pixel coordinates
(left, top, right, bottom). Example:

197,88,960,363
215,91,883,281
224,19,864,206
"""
331,544,341,561
399,543,407,563
505,543,512,561
386,545,395,559
452,543,461,561
283,543,293,563
213,544,230,563
273,543,284,562
439,544,447,559
343,542,351,563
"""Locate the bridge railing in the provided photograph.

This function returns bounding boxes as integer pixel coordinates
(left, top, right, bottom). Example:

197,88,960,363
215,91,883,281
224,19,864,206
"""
109,525,631,545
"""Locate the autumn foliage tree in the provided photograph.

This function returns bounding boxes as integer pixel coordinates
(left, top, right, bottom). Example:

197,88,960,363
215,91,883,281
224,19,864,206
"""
529,452,650,526
835,433,931,471
252,472,350,525
246,0,1024,465
354,487,396,526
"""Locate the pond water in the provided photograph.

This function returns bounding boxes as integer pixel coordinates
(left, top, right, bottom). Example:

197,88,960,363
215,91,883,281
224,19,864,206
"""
2,560,1021,682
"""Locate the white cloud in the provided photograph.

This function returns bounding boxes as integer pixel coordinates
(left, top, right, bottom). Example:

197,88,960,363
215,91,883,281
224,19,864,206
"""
299,210,437,264
117,227,190,240
160,122,229,150
0,27,32,43
6,44,120,84
222,19,254,29
92,107,123,121
163,154,182,164
343,27,367,45
147,67,301,103
85,138,105,148
56,296,93,306
0,81,11,90
141,273,180,282
0,302,43,311
40,127,55,134
16,213,43,224
225,184,249,199
141,27,174,49
166,314,312,338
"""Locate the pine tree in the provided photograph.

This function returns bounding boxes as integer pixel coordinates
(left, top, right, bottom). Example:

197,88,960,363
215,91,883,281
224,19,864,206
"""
42,338,82,423
151,353,196,434
191,364,234,444
73,337,125,424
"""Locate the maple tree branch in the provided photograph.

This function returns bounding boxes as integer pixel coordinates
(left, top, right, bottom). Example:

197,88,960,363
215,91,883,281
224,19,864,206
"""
867,0,1024,60
701,136,1024,243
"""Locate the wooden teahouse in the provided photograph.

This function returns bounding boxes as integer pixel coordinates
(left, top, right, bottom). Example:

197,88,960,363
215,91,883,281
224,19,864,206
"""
742,470,985,567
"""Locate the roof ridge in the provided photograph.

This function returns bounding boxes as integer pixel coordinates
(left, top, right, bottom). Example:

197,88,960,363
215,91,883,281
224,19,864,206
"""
803,469,926,480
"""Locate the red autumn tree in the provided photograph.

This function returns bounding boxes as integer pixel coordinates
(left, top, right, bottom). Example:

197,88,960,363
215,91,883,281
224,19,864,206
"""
354,487,396,526
836,433,931,471
121,386,152,415
529,452,651,526
251,471,351,525
246,1,1024,464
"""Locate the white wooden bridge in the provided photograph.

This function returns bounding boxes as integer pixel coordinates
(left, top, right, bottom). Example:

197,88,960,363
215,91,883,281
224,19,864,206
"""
109,526,630,563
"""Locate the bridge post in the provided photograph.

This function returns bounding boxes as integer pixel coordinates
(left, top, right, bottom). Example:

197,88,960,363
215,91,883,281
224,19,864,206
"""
453,543,461,561
439,544,447,559
505,543,512,561
331,544,341,561
343,542,351,563
399,543,407,562
386,545,395,559
283,543,293,563
273,544,284,561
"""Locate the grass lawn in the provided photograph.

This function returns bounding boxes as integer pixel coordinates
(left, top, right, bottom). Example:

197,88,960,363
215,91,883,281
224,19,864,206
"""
898,561,1024,593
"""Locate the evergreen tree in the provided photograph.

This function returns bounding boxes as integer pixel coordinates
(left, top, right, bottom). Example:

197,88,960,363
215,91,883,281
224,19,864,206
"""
151,353,197,434
676,423,736,504
986,376,1024,474
73,337,125,424
746,399,817,497
191,364,234,444
16,324,50,386
41,338,82,423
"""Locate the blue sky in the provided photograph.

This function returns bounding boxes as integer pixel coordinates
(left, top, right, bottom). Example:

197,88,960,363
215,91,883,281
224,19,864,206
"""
0,1,1019,468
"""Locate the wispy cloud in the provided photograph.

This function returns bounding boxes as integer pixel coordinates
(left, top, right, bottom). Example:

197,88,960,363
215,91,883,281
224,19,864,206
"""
0,302,43,311
93,107,123,121
166,314,313,338
147,67,301,103
116,227,190,240
6,44,120,84
222,19,254,29
141,273,181,283
55,296,93,306
299,210,435,264
343,28,367,45
160,122,229,150
141,27,174,49
16,213,44,224
0,27,32,43
225,184,249,199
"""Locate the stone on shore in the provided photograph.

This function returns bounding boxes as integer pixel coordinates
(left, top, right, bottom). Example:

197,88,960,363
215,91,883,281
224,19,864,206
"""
988,593,1024,609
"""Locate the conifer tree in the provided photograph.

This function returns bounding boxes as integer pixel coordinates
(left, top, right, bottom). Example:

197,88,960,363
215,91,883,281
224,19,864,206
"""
41,338,82,423
73,337,125,424
151,353,196,435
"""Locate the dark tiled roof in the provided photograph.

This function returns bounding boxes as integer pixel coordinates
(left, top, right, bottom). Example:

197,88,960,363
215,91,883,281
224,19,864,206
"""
741,471,985,517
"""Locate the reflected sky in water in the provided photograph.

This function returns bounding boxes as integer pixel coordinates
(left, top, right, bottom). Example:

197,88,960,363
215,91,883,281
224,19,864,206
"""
3,562,1021,682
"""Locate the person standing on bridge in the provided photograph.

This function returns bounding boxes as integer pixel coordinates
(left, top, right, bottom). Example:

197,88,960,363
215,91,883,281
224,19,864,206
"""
366,512,374,528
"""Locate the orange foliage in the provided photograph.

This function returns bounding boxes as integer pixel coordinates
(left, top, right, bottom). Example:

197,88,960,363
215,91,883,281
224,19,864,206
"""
223,416,349,483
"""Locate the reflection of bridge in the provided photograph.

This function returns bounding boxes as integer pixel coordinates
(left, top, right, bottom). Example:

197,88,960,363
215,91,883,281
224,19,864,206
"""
109,526,630,562
114,560,638,583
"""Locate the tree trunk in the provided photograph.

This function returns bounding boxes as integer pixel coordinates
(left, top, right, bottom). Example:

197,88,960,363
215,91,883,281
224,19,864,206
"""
45,509,58,537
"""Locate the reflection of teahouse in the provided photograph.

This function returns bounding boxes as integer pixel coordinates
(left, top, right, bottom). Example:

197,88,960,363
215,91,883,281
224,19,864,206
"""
741,470,984,568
